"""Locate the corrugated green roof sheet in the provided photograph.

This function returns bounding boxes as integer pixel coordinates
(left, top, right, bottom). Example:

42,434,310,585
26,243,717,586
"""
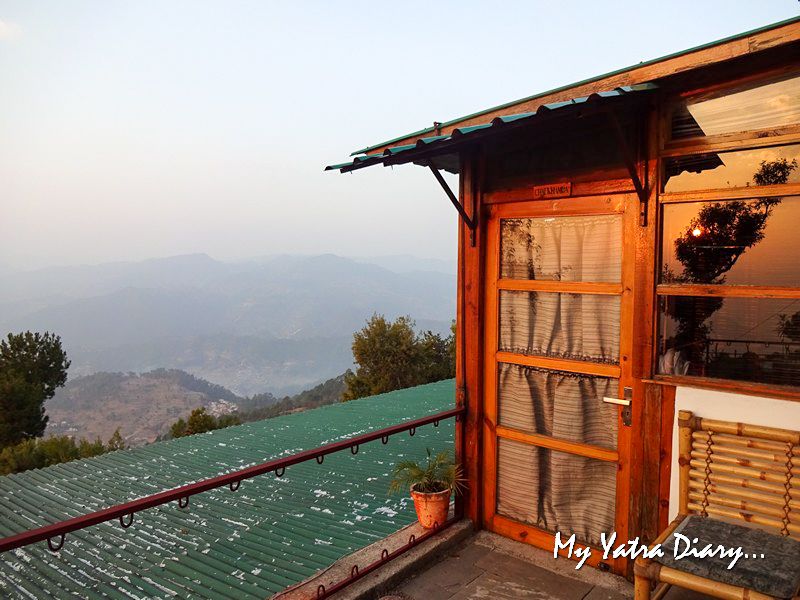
325,84,656,173
0,380,455,599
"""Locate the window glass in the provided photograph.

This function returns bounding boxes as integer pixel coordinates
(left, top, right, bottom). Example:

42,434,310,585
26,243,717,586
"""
657,296,800,388
660,196,800,287
663,145,800,193
500,214,622,281
497,363,619,449
499,291,620,363
496,438,617,547
670,75,800,140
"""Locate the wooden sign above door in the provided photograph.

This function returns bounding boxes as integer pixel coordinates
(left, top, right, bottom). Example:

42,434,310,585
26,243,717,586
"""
532,182,571,199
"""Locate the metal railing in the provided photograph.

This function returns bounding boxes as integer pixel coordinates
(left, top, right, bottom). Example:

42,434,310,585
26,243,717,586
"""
312,517,459,599
0,405,465,596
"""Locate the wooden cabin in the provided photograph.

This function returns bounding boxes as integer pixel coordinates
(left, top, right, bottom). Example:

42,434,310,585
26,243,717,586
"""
327,17,800,578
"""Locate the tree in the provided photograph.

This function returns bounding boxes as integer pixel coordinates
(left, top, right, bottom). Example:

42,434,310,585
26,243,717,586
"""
186,407,217,435
777,311,800,343
170,418,188,438
343,314,455,401
0,433,121,475
106,428,126,451
216,414,241,429
0,332,70,448
78,437,107,458
661,158,797,375
168,408,241,438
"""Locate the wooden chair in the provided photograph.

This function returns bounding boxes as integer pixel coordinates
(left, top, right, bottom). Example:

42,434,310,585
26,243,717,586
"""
634,410,800,600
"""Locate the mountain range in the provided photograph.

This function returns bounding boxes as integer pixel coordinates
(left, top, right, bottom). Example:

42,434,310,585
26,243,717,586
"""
1,253,456,395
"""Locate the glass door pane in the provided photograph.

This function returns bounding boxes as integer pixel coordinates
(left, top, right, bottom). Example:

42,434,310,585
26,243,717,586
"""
500,214,623,282
497,363,619,449
499,290,621,363
496,438,617,546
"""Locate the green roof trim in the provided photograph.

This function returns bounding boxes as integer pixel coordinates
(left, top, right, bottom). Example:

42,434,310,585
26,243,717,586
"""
0,380,456,599
349,15,800,156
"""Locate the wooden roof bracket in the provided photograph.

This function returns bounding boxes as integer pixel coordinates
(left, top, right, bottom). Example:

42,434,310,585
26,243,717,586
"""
605,108,649,226
428,163,478,244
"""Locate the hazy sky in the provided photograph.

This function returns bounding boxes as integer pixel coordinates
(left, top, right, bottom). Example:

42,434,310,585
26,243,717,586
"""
1,1,797,269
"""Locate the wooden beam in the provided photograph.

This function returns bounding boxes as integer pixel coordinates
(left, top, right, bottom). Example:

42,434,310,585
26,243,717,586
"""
661,124,800,157
656,283,800,298
496,280,623,295
456,152,485,528
485,179,635,203
495,425,619,462
606,109,649,224
660,182,800,203
496,351,621,378
647,375,800,403
429,164,476,232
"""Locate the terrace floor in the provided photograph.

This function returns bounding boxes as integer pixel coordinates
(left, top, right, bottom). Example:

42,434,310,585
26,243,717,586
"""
387,531,711,600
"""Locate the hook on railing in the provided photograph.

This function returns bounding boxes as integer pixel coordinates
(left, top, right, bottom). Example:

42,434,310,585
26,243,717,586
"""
350,444,359,455
178,496,189,509
316,454,324,464
381,435,389,445
47,533,65,552
275,467,285,477
409,427,416,437
119,513,134,529
408,533,416,545
380,548,389,561
229,480,241,492
433,419,440,427
350,564,359,578
316,584,326,598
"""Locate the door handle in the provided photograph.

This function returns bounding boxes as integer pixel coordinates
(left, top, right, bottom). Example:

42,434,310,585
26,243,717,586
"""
603,387,632,427
602,396,630,406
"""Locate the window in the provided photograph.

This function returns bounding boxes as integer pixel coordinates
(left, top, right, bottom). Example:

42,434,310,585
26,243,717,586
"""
657,195,800,389
668,74,800,141
657,74,800,392
663,144,800,193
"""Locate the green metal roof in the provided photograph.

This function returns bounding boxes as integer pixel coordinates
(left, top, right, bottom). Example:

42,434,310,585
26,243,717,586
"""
348,15,800,157
0,379,456,599
326,84,656,173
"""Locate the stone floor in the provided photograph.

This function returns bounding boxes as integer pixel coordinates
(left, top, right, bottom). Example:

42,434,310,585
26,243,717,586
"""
389,531,711,600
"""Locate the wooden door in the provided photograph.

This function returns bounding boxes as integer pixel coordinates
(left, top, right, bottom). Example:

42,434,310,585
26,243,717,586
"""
482,194,637,574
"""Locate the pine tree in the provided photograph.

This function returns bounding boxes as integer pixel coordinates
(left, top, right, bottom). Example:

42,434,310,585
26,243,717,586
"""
0,332,70,448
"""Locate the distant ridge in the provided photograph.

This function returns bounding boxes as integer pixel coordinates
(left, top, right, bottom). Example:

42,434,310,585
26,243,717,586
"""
1,253,455,394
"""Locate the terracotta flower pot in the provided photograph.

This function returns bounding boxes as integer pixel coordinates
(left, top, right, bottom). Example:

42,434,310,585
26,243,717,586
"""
410,484,451,529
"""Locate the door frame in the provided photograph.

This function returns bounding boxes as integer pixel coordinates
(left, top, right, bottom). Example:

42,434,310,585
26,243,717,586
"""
481,193,639,575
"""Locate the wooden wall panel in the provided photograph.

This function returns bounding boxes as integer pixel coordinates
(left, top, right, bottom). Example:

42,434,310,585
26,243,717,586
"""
455,151,485,528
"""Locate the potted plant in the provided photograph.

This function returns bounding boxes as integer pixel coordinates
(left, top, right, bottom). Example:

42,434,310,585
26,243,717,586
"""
389,448,465,529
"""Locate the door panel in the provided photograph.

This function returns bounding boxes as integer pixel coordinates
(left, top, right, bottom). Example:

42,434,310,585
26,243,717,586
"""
497,363,619,449
483,195,636,573
499,213,623,282
496,438,618,547
498,290,622,363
